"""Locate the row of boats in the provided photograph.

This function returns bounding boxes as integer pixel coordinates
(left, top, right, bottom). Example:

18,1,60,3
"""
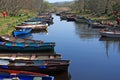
13,12,53,37
57,11,120,38
0,12,70,80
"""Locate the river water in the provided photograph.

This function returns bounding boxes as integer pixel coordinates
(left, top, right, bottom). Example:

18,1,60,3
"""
31,14,120,80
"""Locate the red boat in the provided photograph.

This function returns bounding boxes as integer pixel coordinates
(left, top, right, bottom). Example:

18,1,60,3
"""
0,69,54,80
0,69,48,76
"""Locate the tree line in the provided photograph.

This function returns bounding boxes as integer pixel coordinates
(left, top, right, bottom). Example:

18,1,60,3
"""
72,0,120,16
0,0,50,16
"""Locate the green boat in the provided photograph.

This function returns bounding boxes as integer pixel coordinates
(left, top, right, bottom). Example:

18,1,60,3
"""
0,41,55,52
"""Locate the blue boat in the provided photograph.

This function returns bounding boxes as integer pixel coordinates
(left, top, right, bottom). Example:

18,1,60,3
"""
0,41,55,52
13,28,32,37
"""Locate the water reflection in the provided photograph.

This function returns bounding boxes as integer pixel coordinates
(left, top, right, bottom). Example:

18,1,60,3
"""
53,71,71,80
30,14,120,80
99,36,120,41
74,23,100,39
99,36,120,56
31,29,48,35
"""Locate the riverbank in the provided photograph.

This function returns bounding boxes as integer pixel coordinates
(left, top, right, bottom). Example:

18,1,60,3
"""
0,13,35,35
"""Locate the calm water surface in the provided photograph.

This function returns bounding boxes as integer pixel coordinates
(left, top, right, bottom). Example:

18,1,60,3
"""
31,15,120,80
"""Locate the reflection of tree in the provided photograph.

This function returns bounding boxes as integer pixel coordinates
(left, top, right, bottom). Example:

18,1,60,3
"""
74,22,100,40
99,37,120,55
105,41,110,57
31,30,48,34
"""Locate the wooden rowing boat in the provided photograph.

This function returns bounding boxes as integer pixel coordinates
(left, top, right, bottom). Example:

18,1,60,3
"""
0,35,44,43
75,16,88,23
13,28,32,37
15,24,48,30
0,59,70,74
90,23,109,28
0,69,54,80
0,53,62,60
99,29,120,38
0,41,55,52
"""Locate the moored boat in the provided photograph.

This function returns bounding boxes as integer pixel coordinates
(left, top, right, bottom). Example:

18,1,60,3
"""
13,28,32,37
15,33,32,39
66,15,76,21
60,15,67,20
75,16,88,23
0,69,54,80
0,53,62,60
22,21,42,25
0,59,70,74
99,29,120,37
0,41,55,52
0,35,44,43
89,23,109,28
15,24,48,30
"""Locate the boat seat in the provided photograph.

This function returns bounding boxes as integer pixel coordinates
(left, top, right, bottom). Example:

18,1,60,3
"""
9,54,16,61
50,56,55,59
30,54,36,60
25,43,28,47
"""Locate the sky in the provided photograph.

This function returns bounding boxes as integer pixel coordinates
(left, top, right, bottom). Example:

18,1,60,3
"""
45,0,73,3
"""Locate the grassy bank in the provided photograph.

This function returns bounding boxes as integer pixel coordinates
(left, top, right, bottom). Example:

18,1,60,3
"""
0,12,36,35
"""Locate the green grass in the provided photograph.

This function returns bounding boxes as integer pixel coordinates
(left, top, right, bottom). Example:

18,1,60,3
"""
0,14,35,35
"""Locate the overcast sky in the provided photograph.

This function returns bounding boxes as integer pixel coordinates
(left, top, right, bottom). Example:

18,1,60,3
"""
45,0,73,3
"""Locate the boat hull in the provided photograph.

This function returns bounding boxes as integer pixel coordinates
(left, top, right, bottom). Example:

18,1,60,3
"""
0,74,53,80
13,28,32,37
0,35,44,43
90,24,108,28
0,45,55,52
0,69,54,80
0,59,70,74
100,30,120,38
15,24,48,30
0,65,69,74
0,42,55,52
0,53,62,60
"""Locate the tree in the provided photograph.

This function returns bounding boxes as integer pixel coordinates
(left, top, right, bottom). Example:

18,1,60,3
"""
72,0,118,16
0,0,44,16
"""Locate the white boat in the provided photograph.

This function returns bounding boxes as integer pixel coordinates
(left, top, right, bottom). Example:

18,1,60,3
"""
15,24,48,30
99,29,120,37
22,21,42,25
